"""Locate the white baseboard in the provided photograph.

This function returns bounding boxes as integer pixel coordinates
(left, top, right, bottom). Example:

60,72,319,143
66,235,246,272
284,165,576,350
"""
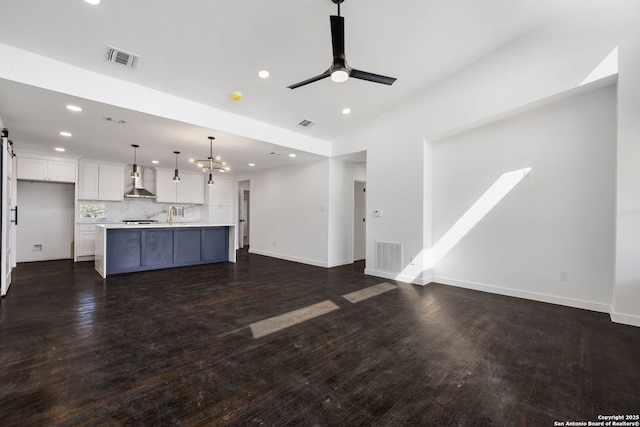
432,276,611,314
327,258,354,268
610,310,640,327
249,248,329,268
364,268,431,286
365,269,621,316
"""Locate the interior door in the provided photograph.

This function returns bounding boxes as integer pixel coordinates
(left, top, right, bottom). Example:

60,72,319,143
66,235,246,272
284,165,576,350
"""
238,189,250,249
238,187,245,249
1,132,12,296
353,181,366,261
242,190,249,247
4,175,12,291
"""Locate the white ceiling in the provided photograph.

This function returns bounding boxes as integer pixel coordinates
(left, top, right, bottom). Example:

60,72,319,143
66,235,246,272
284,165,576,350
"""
0,0,581,173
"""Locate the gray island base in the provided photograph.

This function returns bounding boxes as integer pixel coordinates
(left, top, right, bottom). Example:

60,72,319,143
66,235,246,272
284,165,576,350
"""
94,223,236,278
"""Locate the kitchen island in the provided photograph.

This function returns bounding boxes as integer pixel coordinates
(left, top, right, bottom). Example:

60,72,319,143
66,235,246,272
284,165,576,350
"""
94,223,236,278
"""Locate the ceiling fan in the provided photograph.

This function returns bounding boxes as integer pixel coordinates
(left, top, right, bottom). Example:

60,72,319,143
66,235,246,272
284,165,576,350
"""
287,0,397,89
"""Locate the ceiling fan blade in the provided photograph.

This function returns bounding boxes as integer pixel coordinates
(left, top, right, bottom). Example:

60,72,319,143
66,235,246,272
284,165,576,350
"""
330,15,346,65
287,70,331,89
349,69,397,85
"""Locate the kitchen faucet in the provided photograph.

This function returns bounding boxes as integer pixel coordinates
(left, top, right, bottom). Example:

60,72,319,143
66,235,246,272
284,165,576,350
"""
168,206,178,225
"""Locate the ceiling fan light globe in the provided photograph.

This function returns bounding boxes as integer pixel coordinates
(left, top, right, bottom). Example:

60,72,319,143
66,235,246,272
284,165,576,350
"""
331,69,349,83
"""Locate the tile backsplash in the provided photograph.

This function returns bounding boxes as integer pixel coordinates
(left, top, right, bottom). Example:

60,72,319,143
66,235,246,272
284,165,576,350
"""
77,198,205,223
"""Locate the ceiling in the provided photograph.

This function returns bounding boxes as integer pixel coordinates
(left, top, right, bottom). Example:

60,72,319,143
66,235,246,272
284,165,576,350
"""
0,0,581,173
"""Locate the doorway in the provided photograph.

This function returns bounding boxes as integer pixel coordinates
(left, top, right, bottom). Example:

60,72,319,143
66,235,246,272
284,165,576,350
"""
238,180,250,249
16,181,74,262
354,180,366,261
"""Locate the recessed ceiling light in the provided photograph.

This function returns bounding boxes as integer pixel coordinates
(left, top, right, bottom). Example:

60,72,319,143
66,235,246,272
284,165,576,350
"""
151,160,159,164
66,104,82,112
55,147,66,152
258,70,270,79
342,108,351,115
59,131,72,137
84,0,101,5
289,153,297,158
248,163,255,167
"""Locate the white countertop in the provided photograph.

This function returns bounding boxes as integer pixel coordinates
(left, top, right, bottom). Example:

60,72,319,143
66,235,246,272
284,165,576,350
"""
95,223,235,229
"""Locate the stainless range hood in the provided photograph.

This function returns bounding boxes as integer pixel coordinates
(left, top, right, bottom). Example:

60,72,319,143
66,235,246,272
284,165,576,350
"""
124,166,157,199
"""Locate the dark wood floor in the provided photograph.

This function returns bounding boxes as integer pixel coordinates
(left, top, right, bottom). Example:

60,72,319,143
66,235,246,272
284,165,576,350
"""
1,250,639,426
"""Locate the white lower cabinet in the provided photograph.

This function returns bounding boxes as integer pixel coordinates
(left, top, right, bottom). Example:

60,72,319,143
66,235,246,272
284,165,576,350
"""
77,224,97,257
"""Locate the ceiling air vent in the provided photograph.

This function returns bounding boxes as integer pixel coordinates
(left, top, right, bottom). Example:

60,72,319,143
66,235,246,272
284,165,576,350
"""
105,45,140,69
298,119,316,128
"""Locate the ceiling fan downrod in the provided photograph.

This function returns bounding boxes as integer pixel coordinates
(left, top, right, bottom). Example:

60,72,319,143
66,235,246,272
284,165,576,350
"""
332,0,344,16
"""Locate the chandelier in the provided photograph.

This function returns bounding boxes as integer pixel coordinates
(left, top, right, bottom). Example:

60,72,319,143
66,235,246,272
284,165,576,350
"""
192,136,230,185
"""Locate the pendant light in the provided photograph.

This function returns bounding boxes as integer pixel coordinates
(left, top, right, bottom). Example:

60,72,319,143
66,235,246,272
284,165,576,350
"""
130,144,140,178
173,151,181,182
192,136,230,186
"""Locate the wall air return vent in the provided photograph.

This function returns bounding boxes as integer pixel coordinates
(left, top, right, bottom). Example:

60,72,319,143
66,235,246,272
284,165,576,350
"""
375,241,403,273
298,119,316,128
105,45,140,69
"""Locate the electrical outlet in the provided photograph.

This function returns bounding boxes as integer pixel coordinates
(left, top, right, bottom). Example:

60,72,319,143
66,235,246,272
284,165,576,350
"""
33,244,42,252
273,240,277,246
410,257,415,266
560,272,569,282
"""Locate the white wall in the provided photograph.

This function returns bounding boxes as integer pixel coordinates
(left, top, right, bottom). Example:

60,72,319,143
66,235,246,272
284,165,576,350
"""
613,8,640,326
363,132,427,284
335,0,627,283
431,85,616,312
16,181,75,262
331,0,640,325
248,160,331,267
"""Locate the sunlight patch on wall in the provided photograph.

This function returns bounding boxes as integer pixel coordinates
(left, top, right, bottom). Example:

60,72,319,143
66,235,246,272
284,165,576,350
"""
396,167,532,283
580,46,618,86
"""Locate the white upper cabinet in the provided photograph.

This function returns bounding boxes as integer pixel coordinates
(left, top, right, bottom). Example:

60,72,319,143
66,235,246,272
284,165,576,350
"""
98,164,124,201
78,161,124,201
78,161,99,199
205,176,233,207
178,172,205,204
17,156,76,183
155,169,205,204
155,169,176,203
205,177,234,224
